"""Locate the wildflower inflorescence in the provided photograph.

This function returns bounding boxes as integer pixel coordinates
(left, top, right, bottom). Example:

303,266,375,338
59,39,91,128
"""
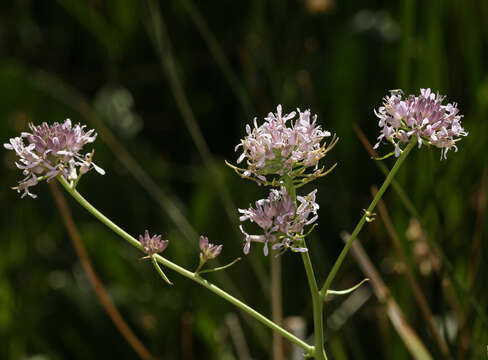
374,88,468,159
232,105,334,256
238,187,318,255
232,105,337,184
139,230,168,257
4,119,105,198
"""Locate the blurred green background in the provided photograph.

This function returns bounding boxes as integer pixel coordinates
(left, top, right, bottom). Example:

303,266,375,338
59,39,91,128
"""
1,0,487,359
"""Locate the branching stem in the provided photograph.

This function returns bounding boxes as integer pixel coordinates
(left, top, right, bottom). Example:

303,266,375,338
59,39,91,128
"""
321,139,416,295
56,175,313,355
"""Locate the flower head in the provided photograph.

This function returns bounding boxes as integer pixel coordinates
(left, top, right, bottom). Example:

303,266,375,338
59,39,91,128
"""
234,105,335,182
139,230,168,256
4,119,105,198
199,236,223,261
374,89,468,159
238,187,318,255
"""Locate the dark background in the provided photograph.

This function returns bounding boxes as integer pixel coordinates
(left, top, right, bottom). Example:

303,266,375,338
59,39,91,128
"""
0,0,487,359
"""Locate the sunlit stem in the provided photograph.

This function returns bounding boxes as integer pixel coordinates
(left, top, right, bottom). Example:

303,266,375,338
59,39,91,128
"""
56,175,313,355
283,175,327,360
301,247,327,360
321,139,416,295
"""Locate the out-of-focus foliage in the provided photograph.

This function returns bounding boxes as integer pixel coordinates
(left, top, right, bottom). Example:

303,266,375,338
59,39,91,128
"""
0,0,487,359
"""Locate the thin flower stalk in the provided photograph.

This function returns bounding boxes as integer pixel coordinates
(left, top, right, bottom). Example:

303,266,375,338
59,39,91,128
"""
321,139,416,295
195,236,223,273
56,175,313,355
283,178,327,360
301,241,327,360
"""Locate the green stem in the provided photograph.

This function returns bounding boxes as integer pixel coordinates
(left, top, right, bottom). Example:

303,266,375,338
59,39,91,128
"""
198,257,241,274
57,176,313,354
152,256,173,285
194,255,205,274
321,139,416,295
301,247,327,360
284,176,296,200
284,175,326,359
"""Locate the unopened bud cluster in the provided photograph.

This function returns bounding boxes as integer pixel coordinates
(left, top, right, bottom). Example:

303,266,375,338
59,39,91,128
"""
140,230,169,257
199,236,223,262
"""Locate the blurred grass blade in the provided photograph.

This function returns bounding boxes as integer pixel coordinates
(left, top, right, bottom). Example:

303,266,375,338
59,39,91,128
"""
24,67,271,349
49,181,155,360
341,232,433,360
30,69,199,243
143,0,270,300
372,186,452,359
55,0,120,57
181,0,253,115
144,0,239,228
353,123,488,329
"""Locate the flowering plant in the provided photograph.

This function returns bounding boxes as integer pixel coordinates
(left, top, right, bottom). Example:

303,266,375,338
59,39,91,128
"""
238,187,317,255
228,105,338,187
4,119,104,198
4,89,467,359
374,88,468,159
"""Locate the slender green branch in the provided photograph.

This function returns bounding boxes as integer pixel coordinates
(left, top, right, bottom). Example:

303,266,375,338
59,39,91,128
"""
325,278,369,297
301,247,327,360
56,175,313,354
152,256,173,285
373,151,396,161
321,139,416,294
198,257,241,274
284,176,296,200
283,175,326,359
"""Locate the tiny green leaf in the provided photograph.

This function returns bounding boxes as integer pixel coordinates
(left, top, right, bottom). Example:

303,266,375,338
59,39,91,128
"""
198,257,241,275
326,278,369,297
152,256,173,285
373,151,395,161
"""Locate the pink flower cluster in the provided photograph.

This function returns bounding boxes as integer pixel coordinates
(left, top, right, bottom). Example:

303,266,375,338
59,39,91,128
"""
238,187,318,255
374,89,468,159
4,119,104,198
235,105,331,181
